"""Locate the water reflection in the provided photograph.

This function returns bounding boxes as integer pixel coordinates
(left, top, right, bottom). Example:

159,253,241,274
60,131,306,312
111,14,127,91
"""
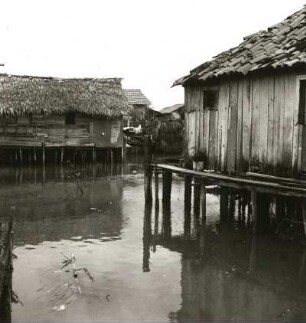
146,181,306,321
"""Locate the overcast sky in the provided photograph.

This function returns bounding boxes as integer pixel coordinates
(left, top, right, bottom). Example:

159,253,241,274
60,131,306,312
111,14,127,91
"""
0,0,305,109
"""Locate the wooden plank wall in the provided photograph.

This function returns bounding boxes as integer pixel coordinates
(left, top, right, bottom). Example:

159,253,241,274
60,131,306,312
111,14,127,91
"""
0,114,124,148
185,71,300,175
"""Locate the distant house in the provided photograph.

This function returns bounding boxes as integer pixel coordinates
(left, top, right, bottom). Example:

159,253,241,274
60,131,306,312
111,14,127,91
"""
174,5,306,176
158,104,184,122
0,74,130,164
123,89,151,126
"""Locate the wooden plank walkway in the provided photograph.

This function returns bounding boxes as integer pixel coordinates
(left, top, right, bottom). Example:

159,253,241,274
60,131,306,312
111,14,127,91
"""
155,164,306,197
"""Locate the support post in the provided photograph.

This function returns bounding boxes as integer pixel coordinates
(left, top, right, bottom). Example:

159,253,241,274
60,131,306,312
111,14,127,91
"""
162,171,172,203
184,175,192,239
42,142,45,168
193,177,201,220
61,147,64,165
251,189,257,234
33,147,37,164
154,164,159,202
19,147,23,167
201,182,207,222
144,136,152,204
302,198,306,239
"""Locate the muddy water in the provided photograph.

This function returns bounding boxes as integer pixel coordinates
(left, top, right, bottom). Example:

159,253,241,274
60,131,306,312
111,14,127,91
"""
1,163,306,321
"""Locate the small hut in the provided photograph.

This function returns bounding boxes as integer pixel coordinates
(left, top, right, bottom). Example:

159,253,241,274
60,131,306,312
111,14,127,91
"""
0,74,130,164
174,5,306,177
123,89,151,127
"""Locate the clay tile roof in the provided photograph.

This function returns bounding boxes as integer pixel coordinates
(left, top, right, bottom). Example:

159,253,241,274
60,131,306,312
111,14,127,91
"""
123,89,151,105
174,5,306,86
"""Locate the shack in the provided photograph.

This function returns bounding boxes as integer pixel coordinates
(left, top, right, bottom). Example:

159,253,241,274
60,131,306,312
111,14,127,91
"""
174,5,306,177
0,74,130,164
123,89,151,127
158,103,184,122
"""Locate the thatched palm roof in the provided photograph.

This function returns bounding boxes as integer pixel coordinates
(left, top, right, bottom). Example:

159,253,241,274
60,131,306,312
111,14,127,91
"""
0,74,131,117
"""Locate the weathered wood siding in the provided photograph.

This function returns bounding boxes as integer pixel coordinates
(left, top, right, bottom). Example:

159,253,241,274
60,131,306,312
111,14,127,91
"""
0,114,123,148
185,71,302,175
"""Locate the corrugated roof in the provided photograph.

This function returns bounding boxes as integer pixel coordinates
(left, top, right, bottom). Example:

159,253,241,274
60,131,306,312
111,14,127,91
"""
0,74,131,117
174,5,306,85
123,89,151,105
159,104,184,114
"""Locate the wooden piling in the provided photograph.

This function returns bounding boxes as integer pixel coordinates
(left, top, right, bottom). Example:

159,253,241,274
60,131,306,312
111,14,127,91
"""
251,189,258,234
19,147,23,167
144,136,153,204
154,164,159,201
42,142,45,167
220,187,229,222
143,201,152,272
184,175,192,239
61,147,64,165
162,171,172,202
33,146,37,164
193,177,201,219
201,183,207,221
302,198,306,239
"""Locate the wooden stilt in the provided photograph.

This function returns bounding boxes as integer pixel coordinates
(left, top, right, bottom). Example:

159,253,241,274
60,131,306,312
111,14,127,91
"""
184,175,192,239
144,137,152,204
33,147,37,164
55,149,58,164
220,187,229,222
42,142,45,168
162,171,172,203
162,199,171,240
302,198,306,239
61,147,64,165
19,147,23,167
193,177,201,219
201,183,207,222
143,201,152,272
251,189,257,234
154,164,159,201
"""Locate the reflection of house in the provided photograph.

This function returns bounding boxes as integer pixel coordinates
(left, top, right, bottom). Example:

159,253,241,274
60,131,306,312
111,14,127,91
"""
158,104,184,122
0,74,130,162
123,89,151,126
174,5,306,176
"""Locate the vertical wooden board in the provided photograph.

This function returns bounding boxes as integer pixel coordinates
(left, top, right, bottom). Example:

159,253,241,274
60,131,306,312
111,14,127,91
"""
203,109,210,158
274,74,285,171
292,73,300,172
218,81,230,171
272,75,281,170
208,111,217,169
227,80,239,172
242,78,251,171
214,111,220,170
188,112,196,155
283,73,295,173
236,79,243,172
258,76,269,170
267,75,275,169
251,77,260,169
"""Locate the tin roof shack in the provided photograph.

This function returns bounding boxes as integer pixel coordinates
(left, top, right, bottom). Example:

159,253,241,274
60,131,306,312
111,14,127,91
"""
0,75,130,164
158,103,184,122
174,5,306,176
123,89,151,127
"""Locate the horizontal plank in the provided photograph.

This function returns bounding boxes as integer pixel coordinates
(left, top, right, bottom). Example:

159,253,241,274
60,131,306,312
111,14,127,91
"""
155,164,306,197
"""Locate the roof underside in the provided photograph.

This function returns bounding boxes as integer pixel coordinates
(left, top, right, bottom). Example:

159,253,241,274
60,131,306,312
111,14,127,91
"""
0,74,131,117
174,5,306,85
123,89,151,105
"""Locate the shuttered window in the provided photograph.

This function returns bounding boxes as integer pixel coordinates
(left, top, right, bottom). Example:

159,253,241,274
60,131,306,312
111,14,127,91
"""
203,89,219,110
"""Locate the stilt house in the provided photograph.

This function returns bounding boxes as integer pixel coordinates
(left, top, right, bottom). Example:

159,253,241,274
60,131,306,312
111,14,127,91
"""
174,5,306,176
0,74,130,163
123,89,151,127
